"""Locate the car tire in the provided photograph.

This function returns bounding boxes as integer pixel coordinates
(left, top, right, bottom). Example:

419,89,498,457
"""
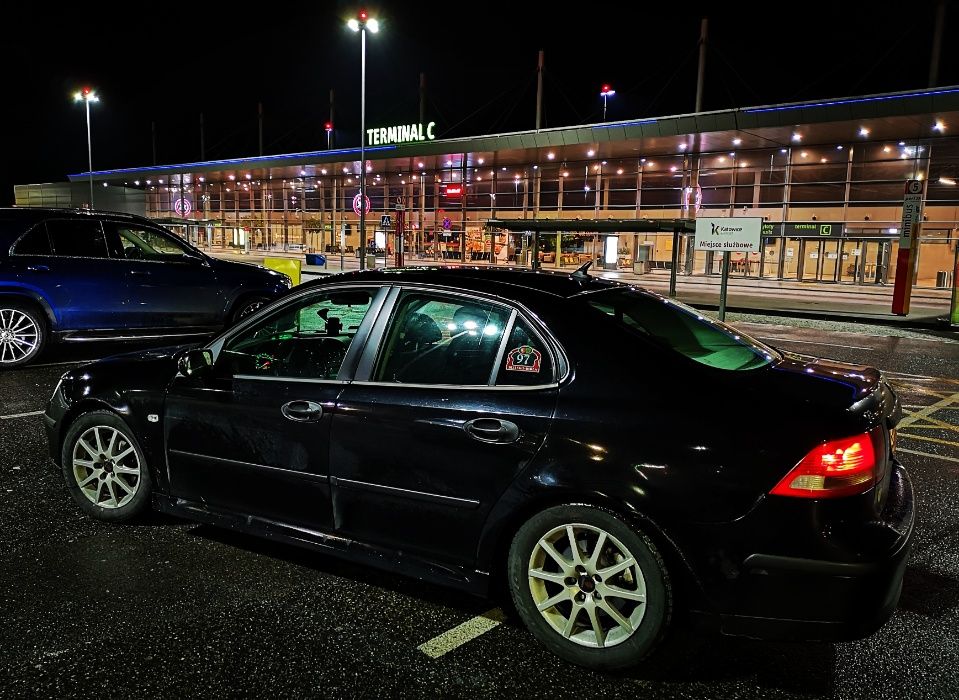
61,411,152,522
230,296,270,324
507,504,672,671
0,302,46,368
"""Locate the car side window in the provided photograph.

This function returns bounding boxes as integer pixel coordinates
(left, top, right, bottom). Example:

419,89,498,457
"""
495,316,555,386
46,219,110,258
110,223,195,261
11,224,52,256
216,288,376,380
374,292,510,385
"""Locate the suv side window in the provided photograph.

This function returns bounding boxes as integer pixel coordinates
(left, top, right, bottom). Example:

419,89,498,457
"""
110,223,195,261
46,219,110,258
11,224,52,256
217,288,377,380
494,316,555,386
374,292,511,385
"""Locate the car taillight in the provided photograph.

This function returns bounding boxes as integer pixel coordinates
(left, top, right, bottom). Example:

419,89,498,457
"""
770,430,879,499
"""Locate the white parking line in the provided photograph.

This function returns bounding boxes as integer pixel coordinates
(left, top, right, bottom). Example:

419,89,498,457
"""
417,608,506,659
0,410,43,421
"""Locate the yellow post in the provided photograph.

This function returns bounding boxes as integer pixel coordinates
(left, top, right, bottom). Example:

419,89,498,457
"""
263,257,302,285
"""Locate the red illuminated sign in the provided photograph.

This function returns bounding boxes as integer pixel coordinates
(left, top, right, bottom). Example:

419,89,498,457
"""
444,184,463,198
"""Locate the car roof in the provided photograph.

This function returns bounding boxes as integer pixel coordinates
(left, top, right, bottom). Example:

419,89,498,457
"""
0,208,152,250
309,266,627,301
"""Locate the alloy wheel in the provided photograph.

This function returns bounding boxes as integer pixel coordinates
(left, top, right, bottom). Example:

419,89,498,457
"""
72,426,142,509
0,309,39,365
527,522,647,649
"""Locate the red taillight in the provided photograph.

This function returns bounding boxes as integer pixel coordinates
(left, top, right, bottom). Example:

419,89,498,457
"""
770,431,878,499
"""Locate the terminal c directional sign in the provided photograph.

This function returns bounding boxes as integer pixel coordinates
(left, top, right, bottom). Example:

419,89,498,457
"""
366,121,436,146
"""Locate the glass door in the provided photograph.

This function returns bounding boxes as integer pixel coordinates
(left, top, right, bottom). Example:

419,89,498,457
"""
820,239,840,282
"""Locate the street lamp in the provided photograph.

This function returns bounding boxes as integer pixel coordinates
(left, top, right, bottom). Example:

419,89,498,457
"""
325,121,333,149
73,87,99,208
600,84,615,121
348,9,379,269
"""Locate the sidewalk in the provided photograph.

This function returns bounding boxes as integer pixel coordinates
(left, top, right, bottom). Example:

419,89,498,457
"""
213,250,956,330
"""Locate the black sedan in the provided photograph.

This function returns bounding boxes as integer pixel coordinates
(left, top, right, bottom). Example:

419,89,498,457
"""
44,267,914,670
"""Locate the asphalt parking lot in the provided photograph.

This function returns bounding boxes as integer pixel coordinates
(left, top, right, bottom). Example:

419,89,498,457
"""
1,320,958,699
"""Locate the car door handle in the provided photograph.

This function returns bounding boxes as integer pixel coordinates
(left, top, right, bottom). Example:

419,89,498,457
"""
281,400,324,422
464,418,520,444
26,264,50,272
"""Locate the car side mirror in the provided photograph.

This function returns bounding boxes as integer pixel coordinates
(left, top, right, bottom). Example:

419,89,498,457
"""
178,348,213,377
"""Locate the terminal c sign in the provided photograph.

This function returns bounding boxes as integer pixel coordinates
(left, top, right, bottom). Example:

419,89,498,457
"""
367,121,436,146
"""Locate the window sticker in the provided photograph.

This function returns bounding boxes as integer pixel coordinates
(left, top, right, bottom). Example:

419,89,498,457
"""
505,345,542,373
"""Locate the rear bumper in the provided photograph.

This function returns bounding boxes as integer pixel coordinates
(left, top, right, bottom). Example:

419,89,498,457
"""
719,461,915,641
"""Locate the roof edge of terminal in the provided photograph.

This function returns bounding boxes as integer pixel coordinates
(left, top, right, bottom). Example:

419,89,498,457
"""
67,84,959,181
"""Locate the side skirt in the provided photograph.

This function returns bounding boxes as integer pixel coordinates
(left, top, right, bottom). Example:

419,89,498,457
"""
153,494,490,597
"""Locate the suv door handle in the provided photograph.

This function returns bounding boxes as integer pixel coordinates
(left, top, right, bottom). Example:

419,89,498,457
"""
464,418,520,444
281,400,324,422
26,264,50,272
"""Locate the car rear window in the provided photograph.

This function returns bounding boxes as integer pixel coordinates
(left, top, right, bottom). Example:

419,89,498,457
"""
11,224,51,255
583,288,779,371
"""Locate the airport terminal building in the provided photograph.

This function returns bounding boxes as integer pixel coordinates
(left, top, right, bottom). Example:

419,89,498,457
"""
16,86,959,289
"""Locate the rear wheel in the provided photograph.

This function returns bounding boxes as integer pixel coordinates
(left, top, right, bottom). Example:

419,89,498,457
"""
61,411,152,522
0,303,45,368
508,504,672,670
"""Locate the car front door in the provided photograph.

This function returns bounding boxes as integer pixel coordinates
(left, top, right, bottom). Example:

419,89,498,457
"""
163,284,389,531
8,218,131,331
330,288,560,568
105,221,223,329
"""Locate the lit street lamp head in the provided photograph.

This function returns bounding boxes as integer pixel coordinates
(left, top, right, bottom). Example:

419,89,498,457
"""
73,87,99,103
348,10,378,32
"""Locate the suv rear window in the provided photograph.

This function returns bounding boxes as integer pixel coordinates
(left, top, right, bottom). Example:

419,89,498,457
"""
47,219,110,258
12,225,51,255
584,288,779,371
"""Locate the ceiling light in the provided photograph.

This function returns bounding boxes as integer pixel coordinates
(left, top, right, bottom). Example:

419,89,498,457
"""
859,127,870,137
616,168,623,175
587,149,595,156
938,176,956,186
934,120,946,132
477,158,484,165
792,132,802,142
678,143,687,151
733,138,742,146
800,151,808,158
547,152,555,160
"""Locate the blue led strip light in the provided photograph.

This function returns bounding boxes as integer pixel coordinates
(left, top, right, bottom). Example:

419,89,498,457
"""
70,144,398,178
744,87,959,114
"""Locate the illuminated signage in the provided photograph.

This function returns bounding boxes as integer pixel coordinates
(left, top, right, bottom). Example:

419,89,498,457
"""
367,121,436,146
444,184,463,198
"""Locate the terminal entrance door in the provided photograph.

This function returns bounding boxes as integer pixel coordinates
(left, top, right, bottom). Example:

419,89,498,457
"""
798,238,841,282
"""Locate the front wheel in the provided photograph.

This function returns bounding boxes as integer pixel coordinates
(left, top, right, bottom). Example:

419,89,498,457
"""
508,504,672,671
230,296,270,324
61,411,152,522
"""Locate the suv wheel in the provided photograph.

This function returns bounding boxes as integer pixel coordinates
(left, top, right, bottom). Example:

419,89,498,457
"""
61,411,152,522
508,504,672,671
0,303,46,368
231,296,269,324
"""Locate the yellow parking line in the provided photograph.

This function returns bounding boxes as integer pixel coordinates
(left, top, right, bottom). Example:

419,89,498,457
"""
898,392,959,430
898,447,959,464
899,433,959,448
417,608,506,659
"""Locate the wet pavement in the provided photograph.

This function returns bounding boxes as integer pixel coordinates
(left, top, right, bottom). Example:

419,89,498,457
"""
1,320,958,699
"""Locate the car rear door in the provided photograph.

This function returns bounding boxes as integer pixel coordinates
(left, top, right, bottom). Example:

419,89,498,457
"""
329,287,560,568
9,218,132,331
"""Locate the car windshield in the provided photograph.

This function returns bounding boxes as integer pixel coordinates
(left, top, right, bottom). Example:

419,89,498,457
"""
582,287,780,371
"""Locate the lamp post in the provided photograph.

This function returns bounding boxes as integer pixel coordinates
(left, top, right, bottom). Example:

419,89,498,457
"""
600,84,615,121
325,121,333,149
73,87,99,208
348,10,379,269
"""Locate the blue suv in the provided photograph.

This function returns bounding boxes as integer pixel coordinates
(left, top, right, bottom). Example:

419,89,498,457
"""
0,208,292,367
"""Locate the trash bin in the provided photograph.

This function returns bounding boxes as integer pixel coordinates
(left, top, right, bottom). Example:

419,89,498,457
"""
937,270,952,288
632,260,649,275
365,254,376,269
305,253,326,266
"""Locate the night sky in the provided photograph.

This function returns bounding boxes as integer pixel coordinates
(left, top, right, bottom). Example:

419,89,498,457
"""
2,1,956,204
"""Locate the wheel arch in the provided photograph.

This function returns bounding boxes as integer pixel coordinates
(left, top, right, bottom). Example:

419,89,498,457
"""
477,489,710,612
0,289,57,330
55,399,133,468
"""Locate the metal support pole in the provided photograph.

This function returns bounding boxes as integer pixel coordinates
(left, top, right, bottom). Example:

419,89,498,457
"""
718,250,731,321
930,0,947,87
85,98,94,209
695,18,708,112
359,27,367,270
669,227,680,297
258,102,264,156
535,50,544,130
